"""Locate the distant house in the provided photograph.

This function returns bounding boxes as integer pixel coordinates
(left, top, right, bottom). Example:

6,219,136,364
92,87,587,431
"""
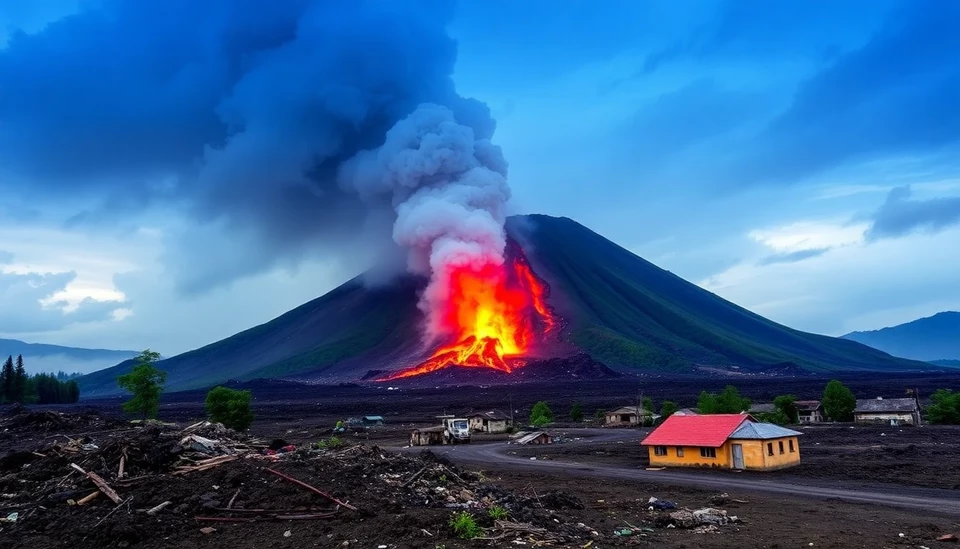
854,397,921,426
361,415,384,426
515,431,552,445
796,401,824,423
605,406,659,426
673,408,699,416
641,414,802,471
468,410,511,433
748,403,775,414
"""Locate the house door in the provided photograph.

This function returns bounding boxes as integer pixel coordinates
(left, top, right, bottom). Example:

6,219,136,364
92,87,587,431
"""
732,444,744,469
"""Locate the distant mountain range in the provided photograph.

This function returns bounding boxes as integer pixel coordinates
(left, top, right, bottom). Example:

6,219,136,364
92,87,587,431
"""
0,338,139,375
78,214,935,396
842,312,960,361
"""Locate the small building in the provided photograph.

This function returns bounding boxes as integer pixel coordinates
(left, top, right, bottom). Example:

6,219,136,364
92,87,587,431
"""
854,397,921,426
748,403,775,415
605,406,659,426
673,408,699,416
361,415,384,426
641,414,802,471
796,401,824,423
516,431,552,445
468,410,511,433
410,426,445,446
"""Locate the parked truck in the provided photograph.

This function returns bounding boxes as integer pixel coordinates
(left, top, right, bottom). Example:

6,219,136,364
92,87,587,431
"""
441,415,471,444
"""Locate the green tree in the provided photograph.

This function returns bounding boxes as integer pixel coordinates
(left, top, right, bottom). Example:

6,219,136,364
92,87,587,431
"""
2,356,13,402
773,394,799,424
822,379,856,421
13,355,26,403
529,401,554,426
698,385,751,414
642,396,654,413
569,402,584,422
660,400,679,419
205,386,254,431
117,350,166,419
594,409,606,422
925,389,960,425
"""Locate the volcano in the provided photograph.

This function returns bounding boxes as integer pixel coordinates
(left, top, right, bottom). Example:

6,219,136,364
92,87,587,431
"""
79,214,936,396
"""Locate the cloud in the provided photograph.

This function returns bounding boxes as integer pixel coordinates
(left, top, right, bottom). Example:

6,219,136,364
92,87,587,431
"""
0,0,494,293
736,2,960,185
0,251,12,264
0,269,123,333
865,186,960,240
758,248,829,266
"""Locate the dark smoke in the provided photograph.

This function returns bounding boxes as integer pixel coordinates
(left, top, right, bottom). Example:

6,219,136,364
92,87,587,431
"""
0,0,497,293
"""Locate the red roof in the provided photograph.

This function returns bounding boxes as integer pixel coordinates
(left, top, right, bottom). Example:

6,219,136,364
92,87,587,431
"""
641,414,752,448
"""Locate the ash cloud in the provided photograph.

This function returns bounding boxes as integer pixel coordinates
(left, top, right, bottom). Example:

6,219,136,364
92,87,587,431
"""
0,0,497,293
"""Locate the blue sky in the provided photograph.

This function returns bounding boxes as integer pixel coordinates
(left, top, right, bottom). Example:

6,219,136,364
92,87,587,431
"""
1,0,959,356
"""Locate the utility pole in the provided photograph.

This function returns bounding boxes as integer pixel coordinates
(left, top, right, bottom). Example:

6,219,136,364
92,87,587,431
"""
509,393,514,427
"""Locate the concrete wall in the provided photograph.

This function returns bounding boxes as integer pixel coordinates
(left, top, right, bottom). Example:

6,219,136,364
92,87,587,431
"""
647,436,801,470
647,444,731,468
855,412,917,425
730,436,800,471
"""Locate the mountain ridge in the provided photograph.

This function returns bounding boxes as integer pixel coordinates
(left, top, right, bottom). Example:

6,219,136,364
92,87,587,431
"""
842,311,960,361
78,214,937,396
0,338,139,375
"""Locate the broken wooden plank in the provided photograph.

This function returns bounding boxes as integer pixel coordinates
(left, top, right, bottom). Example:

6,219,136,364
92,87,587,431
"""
69,463,122,504
77,491,100,506
117,454,125,480
265,468,357,511
146,501,172,515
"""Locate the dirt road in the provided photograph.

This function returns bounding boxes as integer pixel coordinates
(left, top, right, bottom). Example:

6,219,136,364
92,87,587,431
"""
401,428,960,514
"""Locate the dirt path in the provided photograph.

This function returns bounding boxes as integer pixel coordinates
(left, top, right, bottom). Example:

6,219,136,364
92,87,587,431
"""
397,428,960,514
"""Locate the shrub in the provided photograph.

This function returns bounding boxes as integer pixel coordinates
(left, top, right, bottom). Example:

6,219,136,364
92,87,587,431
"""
529,401,554,426
449,511,482,539
488,505,509,520
117,350,166,419
569,402,584,422
317,436,344,449
204,386,254,431
926,389,960,424
698,385,751,414
773,394,799,424
660,400,679,419
822,380,856,421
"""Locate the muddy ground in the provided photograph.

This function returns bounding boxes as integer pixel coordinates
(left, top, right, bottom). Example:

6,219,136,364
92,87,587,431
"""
3,373,960,548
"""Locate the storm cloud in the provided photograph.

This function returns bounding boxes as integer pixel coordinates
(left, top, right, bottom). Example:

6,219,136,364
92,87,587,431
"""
0,0,496,293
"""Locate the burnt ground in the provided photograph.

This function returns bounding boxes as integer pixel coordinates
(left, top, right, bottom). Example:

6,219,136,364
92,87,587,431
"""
3,372,960,548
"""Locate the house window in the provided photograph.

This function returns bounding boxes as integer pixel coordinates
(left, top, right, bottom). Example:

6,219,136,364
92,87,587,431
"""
700,447,716,458
767,442,774,456
778,441,785,454
676,447,684,457
654,446,667,456
789,439,795,453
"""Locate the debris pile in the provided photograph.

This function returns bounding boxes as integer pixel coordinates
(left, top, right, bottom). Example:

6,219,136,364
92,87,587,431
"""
0,408,602,547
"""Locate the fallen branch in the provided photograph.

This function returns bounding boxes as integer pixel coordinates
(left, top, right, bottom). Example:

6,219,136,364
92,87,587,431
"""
227,488,241,509
171,456,237,475
440,465,467,485
77,491,100,506
265,468,357,511
146,501,172,515
87,497,132,536
117,454,125,480
69,463,122,504
401,465,429,488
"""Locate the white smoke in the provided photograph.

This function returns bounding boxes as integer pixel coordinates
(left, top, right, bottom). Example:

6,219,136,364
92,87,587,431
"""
338,103,510,338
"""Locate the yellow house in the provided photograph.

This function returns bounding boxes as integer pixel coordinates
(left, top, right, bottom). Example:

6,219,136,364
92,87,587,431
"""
641,413,801,471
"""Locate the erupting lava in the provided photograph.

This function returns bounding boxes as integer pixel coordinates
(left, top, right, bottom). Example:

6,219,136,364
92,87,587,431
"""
377,251,555,381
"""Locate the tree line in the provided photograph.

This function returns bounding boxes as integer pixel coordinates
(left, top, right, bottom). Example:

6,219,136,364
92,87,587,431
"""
0,355,80,404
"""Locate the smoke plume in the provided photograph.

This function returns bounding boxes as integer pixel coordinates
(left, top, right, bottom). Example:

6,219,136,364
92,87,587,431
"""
0,0,502,293
338,104,511,338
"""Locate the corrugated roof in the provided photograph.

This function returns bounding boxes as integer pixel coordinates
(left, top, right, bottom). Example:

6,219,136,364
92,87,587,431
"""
748,403,776,413
468,410,510,420
795,400,822,411
674,408,699,416
607,406,654,416
730,422,802,440
641,414,751,448
855,398,918,413
517,431,549,445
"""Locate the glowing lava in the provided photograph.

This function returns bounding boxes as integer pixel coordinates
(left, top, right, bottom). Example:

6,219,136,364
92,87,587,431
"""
377,252,555,381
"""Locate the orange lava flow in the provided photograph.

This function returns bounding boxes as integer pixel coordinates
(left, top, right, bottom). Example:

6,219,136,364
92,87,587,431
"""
377,254,555,381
